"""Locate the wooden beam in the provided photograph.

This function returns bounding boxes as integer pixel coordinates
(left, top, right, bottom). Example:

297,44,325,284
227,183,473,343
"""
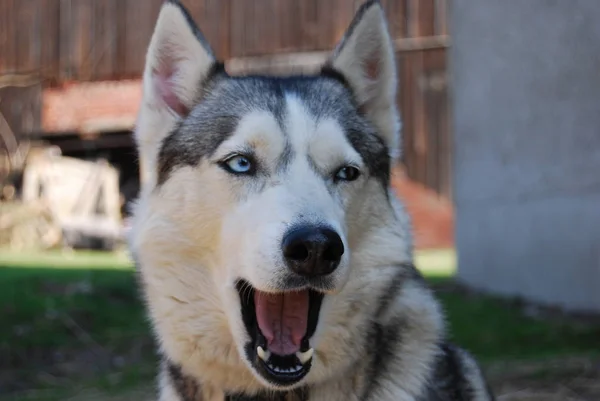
0,73,42,90
225,35,450,75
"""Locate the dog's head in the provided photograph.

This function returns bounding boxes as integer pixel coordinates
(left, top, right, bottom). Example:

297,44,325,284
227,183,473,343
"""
130,0,401,391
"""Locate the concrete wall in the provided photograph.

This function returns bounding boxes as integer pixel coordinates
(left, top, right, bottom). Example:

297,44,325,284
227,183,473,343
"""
450,0,600,312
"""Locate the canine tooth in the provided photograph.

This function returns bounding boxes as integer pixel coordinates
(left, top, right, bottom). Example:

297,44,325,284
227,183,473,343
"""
274,366,281,372
256,346,270,361
296,348,314,364
295,365,302,371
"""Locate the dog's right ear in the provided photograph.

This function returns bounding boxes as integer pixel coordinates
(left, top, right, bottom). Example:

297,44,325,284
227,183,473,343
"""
144,0,216,117
135,0,217,188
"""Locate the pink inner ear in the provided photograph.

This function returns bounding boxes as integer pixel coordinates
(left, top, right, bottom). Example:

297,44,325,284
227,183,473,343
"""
365,57,380,81
152,64,190,117
364,45,381,81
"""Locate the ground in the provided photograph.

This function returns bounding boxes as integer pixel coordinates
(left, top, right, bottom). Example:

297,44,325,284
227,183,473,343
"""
1,249,599,401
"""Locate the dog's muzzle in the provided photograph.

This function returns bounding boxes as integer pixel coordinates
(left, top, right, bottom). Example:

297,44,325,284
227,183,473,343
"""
237,225,343,388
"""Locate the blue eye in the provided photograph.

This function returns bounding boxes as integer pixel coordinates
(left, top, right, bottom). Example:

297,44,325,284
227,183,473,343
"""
222,154,254,175
334,166,360,182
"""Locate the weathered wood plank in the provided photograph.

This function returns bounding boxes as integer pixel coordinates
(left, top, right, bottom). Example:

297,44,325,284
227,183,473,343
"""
41,0,61,82
1,0,449,80
58,0,73,80
416,0,436,37
92,0,118,80
1,0,17,73
15,0,41,74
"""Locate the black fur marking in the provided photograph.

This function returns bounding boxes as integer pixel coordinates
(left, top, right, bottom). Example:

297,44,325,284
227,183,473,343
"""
225,387,309,401
440,344,473,399
361,316,405,401
345,128,390,188
419,343,481,401
319,65,353,92
166,360,202,401
374,262,421,319
360,264,421,400
157,114,240,185
420,343,496,401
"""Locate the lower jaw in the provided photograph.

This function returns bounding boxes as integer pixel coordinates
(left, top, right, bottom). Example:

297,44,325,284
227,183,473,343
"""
245,331,314,387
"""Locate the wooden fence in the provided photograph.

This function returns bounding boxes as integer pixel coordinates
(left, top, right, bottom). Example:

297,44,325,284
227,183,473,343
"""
0,0,451,198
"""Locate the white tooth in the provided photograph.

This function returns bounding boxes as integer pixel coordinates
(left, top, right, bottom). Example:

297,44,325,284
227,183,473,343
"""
256,346,271,361
295,365,302,371
296,348,314,364
274,366,281,372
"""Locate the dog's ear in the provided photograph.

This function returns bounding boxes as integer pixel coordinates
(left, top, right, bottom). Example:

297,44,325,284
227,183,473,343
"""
135,0,218,188
324,0,401,160
144,0,216,116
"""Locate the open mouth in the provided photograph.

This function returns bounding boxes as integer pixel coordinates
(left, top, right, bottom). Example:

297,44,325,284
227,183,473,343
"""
236,280,324,387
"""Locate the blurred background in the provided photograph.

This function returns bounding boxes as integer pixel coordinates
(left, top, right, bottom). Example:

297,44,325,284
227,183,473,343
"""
0,1,598,400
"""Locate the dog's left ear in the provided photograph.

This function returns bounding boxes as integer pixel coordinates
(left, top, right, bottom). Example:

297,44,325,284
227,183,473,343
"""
325,0,400,160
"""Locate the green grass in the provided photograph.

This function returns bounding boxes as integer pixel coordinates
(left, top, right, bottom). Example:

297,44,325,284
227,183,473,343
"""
0,249,133,270
0,251,152,400
440,291,600,362
1,248,599,400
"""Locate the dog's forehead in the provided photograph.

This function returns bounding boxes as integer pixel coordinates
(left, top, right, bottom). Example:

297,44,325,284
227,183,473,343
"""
205,75,358,128
208,76,369,158
158,74,390,185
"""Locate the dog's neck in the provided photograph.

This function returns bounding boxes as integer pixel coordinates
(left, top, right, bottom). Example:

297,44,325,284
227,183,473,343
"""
225,389,309,401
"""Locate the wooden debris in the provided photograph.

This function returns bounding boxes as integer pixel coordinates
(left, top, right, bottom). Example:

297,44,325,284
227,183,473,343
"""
18,148,123,250
0,200,62,251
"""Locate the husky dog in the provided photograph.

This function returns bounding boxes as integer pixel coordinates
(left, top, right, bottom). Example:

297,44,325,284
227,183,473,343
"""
129,0,494,400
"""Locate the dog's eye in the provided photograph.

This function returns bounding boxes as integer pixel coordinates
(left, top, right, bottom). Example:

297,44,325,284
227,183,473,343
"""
334,166,361,182
222,155,254,175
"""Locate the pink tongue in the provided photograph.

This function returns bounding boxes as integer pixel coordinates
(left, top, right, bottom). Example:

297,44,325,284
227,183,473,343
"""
254,290,309,355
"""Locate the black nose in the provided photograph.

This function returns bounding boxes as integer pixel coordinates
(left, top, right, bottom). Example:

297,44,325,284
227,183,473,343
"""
281,226,344,277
